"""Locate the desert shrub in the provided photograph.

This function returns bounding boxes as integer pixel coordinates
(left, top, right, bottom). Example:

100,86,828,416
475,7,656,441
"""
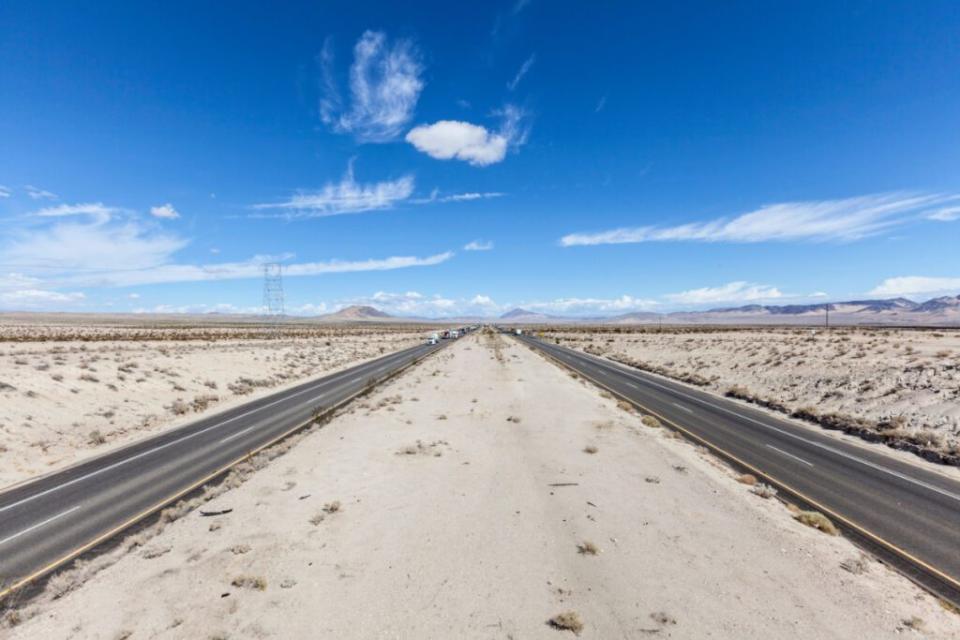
793,510,839,536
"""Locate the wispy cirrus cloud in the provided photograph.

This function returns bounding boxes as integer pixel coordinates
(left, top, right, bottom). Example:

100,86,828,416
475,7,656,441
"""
560,192,958,246
412,189,505,204
0,186,10,198
251,163,414,219
33,202,119,225
0,196,455,308
507,54,535,91
927,206,960,222
664,281,783,305
320,31,424,143
406,104,529,166
869,276,960,297
26,185,58,200
464,239,494,251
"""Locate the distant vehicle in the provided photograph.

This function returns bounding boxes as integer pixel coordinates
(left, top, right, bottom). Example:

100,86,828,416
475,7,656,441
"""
427,337,438,345
450,330,460,339
515,329,523,335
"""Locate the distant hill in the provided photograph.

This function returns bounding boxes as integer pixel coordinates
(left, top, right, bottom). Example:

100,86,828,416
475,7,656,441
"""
320,305,396,321
499,308,574,323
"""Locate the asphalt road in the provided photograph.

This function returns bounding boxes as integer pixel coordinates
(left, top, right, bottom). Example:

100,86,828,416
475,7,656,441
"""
0,340,444,594
514,334,960,604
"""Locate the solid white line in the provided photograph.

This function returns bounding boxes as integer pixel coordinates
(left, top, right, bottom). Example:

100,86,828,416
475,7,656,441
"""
672,402,694,414
561,347,960,505
0,505,82,546
626,382,640,390
220,425,257,443
766,444,814,467
0,351,419,514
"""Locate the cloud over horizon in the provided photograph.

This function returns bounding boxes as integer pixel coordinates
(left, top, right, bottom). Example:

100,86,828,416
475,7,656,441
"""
870,276,960,297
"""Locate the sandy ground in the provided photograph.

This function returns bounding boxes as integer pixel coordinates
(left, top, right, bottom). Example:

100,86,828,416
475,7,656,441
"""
5,331,958,638
540,327,960,462
0,323,422,488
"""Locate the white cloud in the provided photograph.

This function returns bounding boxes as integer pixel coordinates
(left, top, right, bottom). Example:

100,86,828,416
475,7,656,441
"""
470,294,496,306
150,203,180,219
507,54,535,91
664,281,783,305
869,276,960,297
560,192,958,246
464,239,494,251
26,185,58,200
251,163,414,218
594,96,607,113
320,31,424,143
524,295,658,314
0,288,85,309
405,105,528,166
927,206,960,222
128,293,141,299
2,197,453,295
33,202,118,224
0,186,10,198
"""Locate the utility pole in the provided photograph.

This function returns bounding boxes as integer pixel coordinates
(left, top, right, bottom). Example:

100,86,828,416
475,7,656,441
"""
825,303,830,330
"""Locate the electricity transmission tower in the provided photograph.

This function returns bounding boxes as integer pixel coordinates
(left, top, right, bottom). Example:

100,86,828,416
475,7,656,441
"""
262,263,285,321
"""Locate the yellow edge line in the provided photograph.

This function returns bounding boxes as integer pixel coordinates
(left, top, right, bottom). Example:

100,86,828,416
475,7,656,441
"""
525,339,960,595
0,346,438,602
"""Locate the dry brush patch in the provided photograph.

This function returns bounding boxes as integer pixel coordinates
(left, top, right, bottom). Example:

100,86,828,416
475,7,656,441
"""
542,326,960,467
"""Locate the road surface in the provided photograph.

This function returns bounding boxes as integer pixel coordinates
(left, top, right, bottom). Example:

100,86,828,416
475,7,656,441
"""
0,340,443,595
514,333,960,605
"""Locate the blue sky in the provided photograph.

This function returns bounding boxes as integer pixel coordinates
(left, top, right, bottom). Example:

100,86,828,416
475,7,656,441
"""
1,1,959,317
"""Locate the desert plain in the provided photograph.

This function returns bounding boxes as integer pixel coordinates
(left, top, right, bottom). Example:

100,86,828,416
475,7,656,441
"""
0,318,425,488
2,326,960,638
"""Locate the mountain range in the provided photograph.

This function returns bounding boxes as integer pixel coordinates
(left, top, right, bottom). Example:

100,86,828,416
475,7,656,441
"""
314,296,960,326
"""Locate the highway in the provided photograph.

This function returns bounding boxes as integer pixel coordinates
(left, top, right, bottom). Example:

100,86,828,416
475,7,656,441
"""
514,334,960,605
0,340,444,596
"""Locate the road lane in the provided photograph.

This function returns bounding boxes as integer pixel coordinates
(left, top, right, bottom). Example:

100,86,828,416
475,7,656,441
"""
0,340,444,593
515,334,960,605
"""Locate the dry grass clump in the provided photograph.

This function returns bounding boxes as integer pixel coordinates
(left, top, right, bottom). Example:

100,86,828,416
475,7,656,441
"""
231,575,267,591
230,544,251,555
88,429,107,446
548,610,584,634
901,616,925,631
840,555,869,575
641,415,660,428
191,394,219,412
506,415,521,423
168,399,190,415
616,400,634,413
582,445,598,454
750,482,777,499
793,510,839,536
736,473,757,486
322,500,341,514
395,439,447,457
576,540,599,555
